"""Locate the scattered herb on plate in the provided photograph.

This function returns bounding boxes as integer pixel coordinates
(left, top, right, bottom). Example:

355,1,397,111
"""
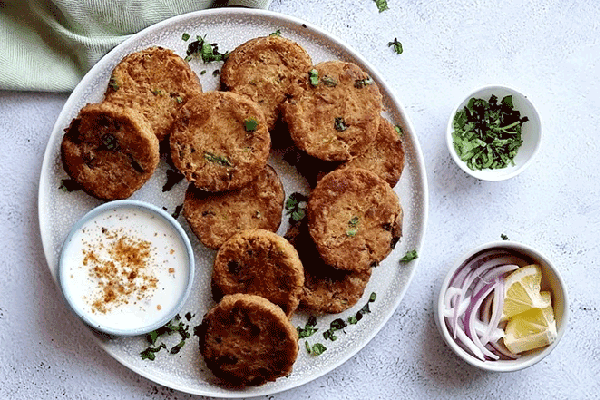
297,315,318,338
388,38,403,54
269,29,281,36
323,318,347,341
140,314,191,360
185,35,229,63
171,204,183,220
374,0,389,12
305,341,327,356
59,179,82,192
181,33,191,41
354,77,373,88
285,192,308,223
452,94,528,171
501,233,509,240
400,249,418,262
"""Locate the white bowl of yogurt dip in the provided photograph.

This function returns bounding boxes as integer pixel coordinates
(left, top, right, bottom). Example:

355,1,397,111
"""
58,200,195,336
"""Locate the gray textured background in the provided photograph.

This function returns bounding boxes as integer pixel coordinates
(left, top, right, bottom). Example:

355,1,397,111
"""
1,0,599,399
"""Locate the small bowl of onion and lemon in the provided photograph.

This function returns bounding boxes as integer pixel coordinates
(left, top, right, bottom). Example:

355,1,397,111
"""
446,85,542,181
434,240,568,372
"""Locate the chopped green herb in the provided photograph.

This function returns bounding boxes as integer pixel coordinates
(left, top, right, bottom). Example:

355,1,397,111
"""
388,38,403,54
108,75,120,91
394,125,403,137
244,117,259,132
334,117,348,132
323,318,348,341
452,94,528,171
285,192,308,223
181,33,190,41
100,133,119,151
308,69,319,87
400,249,418,262
321,76,337,87
171,204,183,220
305,342,327,356
140,343,166,361
59,179,82,192
212,69,220,77
353,291,376,322
200,70,207,75
297,316,318,339
346,216,360,237
269,29,281,36
141,314,190,360
347,315,358,325
374,0,389,12
501,233,509,240
151,88,164,96
204,151,232,167
185,35,229,63
354,77,373,88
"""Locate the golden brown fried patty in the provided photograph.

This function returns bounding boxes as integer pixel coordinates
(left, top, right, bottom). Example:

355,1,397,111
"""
170,91,270,192
198,294,298,387
338,117,405,188
183,165,285,249
212,229,304,317
220,35,312,131
307,168,403,272
282,61,383,161
103,46,202,142
284,221,372,314
61,102,160,200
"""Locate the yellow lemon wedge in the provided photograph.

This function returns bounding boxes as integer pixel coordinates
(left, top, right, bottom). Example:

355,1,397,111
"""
503,305,557,354
502,264,551,320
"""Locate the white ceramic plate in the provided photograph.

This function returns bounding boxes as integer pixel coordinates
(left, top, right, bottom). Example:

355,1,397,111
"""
38,8,428,397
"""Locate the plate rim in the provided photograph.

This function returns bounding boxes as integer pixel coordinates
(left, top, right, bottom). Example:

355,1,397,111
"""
38,7,429,397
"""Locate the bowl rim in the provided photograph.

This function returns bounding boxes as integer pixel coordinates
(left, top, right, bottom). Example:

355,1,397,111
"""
434,240,569,372
446,84,542,181
57,199,195,337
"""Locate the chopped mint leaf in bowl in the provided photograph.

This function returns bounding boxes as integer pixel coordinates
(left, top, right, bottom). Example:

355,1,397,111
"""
446,85,542,181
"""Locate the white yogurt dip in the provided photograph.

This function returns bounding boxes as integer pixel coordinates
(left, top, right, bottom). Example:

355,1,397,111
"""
59,201,193,336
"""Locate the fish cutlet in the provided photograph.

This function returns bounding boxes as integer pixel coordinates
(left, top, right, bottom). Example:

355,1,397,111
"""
307,168,403,272
103,46,202,142
183,165,285,249
284,220,373,314
198,294,299,387
61,102,160,200
170,91,270,192
338,117,406,188
220,34,313,131
282,61,383,161
212,229,304,317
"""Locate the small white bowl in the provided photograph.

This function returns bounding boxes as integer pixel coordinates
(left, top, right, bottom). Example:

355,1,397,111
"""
434,240,568,372
446,85,542,181
58,200,195,336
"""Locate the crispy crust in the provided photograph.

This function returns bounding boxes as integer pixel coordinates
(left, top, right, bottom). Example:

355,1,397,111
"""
103,46,202,142
183,165,285,249
284,221,372,314
220,35,312,131
338,117,405,188
282,61,383,161
307,168,403,271
170,91,270,192
61,102,160,200
198,294,299,387
212,229,304,317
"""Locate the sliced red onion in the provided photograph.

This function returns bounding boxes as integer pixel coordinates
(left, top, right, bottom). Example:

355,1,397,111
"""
463,280,499,360
488,339,519,360
481,278,505,345
444,316,485,361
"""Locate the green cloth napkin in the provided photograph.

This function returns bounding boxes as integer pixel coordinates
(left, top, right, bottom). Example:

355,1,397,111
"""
0,0,271,92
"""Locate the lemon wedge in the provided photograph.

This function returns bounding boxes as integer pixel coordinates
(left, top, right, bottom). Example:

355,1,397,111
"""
503,305,557,354
502,264,551,320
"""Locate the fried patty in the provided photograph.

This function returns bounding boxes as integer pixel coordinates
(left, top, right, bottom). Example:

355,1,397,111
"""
282,61,383,161
338,117,405,188
61,102,160,200
103,46,202,142
212,229,304,317
183,165,285,249
307,168,403,272
220,34,313,131
170,91,270,192
284,221,373,314
198,294,298,387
